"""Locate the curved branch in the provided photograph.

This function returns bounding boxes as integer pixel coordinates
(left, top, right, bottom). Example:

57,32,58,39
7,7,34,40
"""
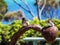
9,25,42,45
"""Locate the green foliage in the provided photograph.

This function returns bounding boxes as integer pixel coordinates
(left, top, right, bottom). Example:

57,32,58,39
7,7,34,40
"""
0,19,60,44
0,14,3,21
0,0,7,14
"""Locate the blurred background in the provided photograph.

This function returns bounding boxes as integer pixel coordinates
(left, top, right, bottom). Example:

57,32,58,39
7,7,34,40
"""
0,0,60,45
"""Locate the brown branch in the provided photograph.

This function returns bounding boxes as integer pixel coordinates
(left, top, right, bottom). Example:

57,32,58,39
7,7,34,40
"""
9,25,42,45
13,0,35,17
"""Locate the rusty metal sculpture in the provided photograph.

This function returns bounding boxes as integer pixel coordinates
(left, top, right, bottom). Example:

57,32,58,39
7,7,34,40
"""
8,18,58,45
41,19,58,43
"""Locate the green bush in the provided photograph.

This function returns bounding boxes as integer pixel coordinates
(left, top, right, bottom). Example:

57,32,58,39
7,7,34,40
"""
0,18,60,44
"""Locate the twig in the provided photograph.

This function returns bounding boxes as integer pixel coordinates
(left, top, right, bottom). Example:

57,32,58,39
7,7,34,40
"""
20,0,35,17
13,0,28,11
13,0,35,17
43,11,49,18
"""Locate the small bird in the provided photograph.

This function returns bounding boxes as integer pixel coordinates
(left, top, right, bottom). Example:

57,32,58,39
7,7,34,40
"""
22,17,29,26
17,10,29,26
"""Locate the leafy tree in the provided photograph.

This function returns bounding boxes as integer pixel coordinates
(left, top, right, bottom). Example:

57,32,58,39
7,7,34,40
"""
0,0,7,15
4,10,24,21
0,14,3,21
34,0,60,19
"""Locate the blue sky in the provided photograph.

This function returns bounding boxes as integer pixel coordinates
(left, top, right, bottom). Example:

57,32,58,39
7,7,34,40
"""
5,0,60,20
5,0,37,20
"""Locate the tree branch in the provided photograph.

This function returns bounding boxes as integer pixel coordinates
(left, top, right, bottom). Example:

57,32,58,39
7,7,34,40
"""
20,0,35,17
9,25,42,45
40,0,46,19
13,0,35,17
36,0,41,20
43,11,49,18
37,0,46,20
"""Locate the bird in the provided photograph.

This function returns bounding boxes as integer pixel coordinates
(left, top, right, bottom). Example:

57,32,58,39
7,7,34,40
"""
41,19,58,43
22,17,29,26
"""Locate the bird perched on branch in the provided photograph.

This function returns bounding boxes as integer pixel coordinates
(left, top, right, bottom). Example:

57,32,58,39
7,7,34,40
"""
17,10,29,26
22,17,29,26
